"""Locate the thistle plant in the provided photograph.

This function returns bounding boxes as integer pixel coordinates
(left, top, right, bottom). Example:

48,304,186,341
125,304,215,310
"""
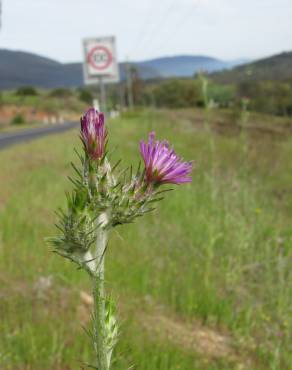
48,108,192,369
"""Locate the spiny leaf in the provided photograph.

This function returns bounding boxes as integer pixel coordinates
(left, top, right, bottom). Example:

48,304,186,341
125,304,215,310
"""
147,196,164,204
83,363,99,369
112,159,122,173
81,325,94,340
155,188,174,195
136,160,141,177
74,147,84,165
54,223,64,233
143,207,156,214
71,161,83,178
116,166,129,181
129,165,133,181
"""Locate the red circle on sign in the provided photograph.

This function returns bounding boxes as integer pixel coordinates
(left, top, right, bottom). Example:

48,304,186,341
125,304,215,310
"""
87,46,113,71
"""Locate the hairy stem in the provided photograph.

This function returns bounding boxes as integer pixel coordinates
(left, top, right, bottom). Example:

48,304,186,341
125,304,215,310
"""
91,212,109,370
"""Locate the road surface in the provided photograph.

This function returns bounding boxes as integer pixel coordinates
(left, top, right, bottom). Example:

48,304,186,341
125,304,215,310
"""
0,121,79,150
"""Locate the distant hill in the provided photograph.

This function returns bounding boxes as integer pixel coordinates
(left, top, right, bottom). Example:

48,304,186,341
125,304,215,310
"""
212,51,292,84
0,49,246,90
133,55,246,78
0,50,79,89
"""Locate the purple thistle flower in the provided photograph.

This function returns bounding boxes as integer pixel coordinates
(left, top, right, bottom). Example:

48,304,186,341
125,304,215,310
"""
80,108,107,160
140,132,192,185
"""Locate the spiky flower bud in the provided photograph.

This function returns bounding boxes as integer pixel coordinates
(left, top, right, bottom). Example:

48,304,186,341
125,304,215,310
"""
140,131,192,185
81,108,107,160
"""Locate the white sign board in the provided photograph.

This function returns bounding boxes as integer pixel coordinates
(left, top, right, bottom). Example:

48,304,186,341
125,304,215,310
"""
83,36,120,85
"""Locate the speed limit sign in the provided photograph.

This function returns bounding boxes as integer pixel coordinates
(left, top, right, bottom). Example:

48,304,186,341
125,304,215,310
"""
87,46,113,71
83,36,120,84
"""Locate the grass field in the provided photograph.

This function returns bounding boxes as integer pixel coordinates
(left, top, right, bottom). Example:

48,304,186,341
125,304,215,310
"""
0,109,291,369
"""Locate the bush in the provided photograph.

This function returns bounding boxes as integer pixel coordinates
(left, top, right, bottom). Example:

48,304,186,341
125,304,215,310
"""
78,88,93,104
150,80,203,108
48,88,73,98
15,86,38,96
11,114,26,125
237,80,292,116
208,84,235,108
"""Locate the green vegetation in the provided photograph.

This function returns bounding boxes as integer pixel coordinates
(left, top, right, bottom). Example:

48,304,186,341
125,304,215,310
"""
78,88,94,105
0,109,291,369
236,80,292,116
0,89,87,115
10,113,26,125
114,53,292,118
15,86,39,97
142,77,292,118
212,51,292,84
48,88,74,98
146,79,203,108
140,79,235,109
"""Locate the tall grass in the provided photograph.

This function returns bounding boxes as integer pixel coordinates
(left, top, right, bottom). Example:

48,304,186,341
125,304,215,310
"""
0,109,291,369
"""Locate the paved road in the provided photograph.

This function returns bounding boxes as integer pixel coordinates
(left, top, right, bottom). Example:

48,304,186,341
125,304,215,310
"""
0,121,79,150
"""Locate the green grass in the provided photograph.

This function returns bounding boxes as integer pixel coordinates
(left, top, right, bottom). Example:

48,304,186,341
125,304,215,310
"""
0,122,40,133
0,109,291,369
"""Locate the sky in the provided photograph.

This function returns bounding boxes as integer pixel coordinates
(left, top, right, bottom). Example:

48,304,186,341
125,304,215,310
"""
1,0,292,63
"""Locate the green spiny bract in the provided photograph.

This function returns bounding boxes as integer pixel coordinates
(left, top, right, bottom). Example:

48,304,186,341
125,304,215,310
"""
49,153,166,262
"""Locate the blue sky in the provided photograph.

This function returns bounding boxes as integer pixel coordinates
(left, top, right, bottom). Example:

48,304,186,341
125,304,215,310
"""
1,0,292,62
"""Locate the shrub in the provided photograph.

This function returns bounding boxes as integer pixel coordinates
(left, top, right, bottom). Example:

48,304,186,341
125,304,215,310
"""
237,80,292,117
152,80,203,108
208,84,235,108
78,88,93,104
15,86,38,96
11,114,26,125
48,88,73,98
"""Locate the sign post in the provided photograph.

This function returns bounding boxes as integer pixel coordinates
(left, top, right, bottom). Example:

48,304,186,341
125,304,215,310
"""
98,77,106,113
83,36,120,112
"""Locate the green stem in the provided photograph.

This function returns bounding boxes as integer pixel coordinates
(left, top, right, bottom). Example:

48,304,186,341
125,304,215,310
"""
91,213,109,370
92,272,108,370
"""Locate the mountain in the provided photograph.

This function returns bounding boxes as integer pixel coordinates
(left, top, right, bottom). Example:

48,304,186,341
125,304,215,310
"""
0,49,246,90
212,51,292,84
0,49,76,89
132,55,246,78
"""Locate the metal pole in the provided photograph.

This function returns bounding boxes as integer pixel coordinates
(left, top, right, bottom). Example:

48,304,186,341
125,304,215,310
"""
99,77,107,113
126,60,134,109
119,82,125,111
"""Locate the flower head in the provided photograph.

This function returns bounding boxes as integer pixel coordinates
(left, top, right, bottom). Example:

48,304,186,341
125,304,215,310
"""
140,132,192,185
80,108,107,160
